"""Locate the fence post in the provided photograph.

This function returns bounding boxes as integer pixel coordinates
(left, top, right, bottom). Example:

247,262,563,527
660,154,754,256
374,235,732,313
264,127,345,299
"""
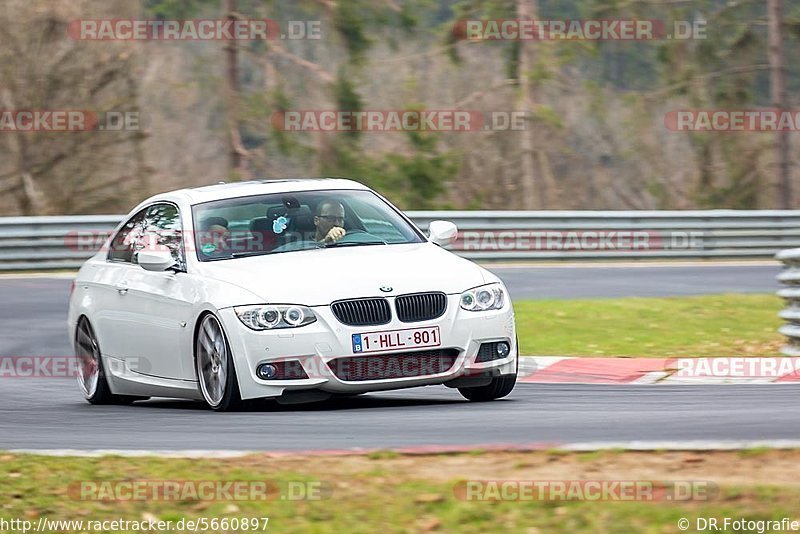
777,248,800,356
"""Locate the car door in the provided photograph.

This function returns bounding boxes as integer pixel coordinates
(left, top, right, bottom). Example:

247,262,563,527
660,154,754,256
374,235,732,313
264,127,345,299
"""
116,202,197,381
92,207,149,361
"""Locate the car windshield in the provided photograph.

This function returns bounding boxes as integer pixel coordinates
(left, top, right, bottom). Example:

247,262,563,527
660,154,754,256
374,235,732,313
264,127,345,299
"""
192,189,425,261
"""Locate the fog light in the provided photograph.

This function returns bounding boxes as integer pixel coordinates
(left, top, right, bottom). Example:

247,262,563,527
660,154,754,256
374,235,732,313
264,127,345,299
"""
256,363,277,380
496,342,510,358
476,341,512,363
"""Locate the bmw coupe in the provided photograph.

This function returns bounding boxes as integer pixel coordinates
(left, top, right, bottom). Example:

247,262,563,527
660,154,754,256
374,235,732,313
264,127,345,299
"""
68,179,518,410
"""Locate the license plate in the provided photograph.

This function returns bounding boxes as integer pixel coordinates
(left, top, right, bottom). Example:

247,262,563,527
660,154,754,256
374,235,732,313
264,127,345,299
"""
352,326,441,354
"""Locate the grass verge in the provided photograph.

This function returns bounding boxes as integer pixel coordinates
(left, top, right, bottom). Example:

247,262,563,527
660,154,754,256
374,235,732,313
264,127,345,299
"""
1,450,799,532
514,294,783,357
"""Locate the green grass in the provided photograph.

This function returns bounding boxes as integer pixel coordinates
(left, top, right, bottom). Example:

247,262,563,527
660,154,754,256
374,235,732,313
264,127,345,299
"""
2,453,800,533
514,294,784,357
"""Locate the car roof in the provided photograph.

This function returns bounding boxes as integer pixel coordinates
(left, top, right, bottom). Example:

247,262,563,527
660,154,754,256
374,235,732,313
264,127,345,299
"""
144,178,371,207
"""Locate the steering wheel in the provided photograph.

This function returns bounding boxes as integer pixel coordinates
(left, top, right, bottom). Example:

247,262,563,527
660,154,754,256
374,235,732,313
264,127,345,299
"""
337,229,386,244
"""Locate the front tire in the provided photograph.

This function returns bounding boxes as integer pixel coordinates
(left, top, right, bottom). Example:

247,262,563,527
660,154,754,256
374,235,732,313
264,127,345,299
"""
458,373,517,401
459,342,519,402
196,314,242,411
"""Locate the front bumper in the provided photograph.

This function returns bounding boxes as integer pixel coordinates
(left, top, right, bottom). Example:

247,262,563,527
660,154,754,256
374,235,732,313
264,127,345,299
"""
219,294,517,400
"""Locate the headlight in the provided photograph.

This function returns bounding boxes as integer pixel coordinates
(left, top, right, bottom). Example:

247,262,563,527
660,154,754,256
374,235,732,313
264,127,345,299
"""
460,283,505,311
234,304,317,330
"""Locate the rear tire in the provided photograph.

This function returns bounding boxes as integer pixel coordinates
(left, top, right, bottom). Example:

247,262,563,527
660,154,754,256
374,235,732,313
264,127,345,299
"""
76,317,147,405
196,314,242,411
458,373,517,402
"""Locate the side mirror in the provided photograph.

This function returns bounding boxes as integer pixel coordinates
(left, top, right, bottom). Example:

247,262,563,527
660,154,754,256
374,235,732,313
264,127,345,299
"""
138,247,177,272
428,220,458,247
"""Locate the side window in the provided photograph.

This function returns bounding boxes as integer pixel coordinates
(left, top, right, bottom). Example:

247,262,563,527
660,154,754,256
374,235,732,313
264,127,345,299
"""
137,203,185,270
108,208,148,263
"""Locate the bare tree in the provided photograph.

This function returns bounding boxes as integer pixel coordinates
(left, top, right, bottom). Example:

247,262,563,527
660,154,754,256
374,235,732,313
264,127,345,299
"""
516,0,543,209
222,0,250,180
768,0,791,208
0,0,146,215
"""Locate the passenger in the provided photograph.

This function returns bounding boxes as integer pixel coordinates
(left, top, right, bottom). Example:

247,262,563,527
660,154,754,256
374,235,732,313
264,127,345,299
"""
199,216,230,252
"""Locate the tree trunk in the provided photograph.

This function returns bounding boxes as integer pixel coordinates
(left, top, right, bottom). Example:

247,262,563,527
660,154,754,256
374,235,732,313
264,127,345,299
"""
517,0,543,209
223,0,249,179
768,0,791,208
126,68,150,194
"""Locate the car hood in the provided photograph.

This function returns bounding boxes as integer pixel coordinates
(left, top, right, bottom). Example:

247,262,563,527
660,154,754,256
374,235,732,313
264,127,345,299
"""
200,242,487,306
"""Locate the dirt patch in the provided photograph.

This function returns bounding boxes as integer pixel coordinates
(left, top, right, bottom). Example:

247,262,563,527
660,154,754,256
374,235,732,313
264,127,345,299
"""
231,449,800,487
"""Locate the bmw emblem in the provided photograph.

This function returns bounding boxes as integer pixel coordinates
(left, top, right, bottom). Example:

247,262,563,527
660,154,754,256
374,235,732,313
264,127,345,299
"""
379,286,393,293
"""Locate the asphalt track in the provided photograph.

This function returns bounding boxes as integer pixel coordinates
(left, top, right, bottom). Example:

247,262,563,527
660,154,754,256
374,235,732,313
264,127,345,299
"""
2,379,799,452
492,262,781,299
0,263,787,452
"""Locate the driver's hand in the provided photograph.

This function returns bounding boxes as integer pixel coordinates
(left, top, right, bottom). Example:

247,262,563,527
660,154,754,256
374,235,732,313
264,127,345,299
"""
323,227,346,244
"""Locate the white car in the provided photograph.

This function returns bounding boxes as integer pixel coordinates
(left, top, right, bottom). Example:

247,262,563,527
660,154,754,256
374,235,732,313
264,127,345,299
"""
68,179,518,410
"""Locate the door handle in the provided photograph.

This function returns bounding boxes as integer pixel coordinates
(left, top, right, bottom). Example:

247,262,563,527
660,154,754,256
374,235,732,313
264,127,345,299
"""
115,284,128,295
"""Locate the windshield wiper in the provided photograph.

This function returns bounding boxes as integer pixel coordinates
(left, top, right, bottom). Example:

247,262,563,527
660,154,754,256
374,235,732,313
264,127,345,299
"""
323,241,386,248
225,250,271,259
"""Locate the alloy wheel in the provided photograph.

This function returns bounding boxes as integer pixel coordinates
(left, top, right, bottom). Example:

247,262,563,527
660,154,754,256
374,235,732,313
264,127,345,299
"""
196,314,229,407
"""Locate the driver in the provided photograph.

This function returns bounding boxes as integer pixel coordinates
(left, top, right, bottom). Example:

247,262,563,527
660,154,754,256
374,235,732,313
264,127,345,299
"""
313,200,346,244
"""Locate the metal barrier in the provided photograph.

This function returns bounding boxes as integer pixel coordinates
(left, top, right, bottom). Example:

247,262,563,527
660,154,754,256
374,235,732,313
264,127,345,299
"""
1,210,799,271
777,248,800,356
413,210,800,260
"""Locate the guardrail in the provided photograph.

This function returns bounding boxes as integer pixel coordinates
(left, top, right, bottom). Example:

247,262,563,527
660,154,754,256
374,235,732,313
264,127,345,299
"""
0,210,799,271
777,248,800,356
